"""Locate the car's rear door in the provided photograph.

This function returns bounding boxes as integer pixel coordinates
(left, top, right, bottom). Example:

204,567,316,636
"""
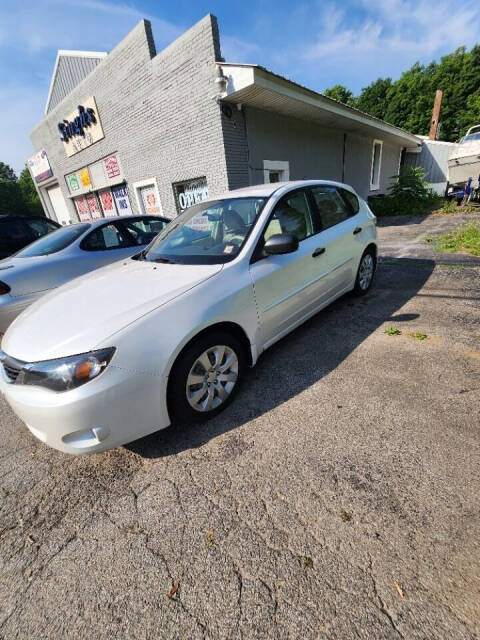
249,188,332,349
309,186,364,294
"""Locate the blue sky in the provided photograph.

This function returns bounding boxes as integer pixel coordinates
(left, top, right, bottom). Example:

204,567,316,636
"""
1,0,480,174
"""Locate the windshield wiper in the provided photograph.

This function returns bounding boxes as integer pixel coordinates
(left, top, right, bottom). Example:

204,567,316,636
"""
152,257,180,264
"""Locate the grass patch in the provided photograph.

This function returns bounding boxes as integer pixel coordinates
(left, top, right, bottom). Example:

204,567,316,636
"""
385,327,402,336
302,556,314,569
434,223,480,256
205,529,214,549
415,332,427,341
432,200,479,215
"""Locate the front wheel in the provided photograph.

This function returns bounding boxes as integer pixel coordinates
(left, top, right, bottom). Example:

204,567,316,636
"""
168,331,246,423
352,249,376,296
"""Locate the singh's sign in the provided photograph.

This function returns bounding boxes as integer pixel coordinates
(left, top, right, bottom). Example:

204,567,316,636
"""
57,96,104,157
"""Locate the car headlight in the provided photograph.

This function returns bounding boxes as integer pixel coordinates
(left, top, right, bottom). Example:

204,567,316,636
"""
2,348,116,392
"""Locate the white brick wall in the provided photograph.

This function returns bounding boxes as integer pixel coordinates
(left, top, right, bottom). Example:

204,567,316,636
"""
30,15,235,221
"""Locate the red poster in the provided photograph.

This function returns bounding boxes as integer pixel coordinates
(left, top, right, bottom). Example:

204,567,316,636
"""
99,189,117,217
86,193,102,219
74,196,91,222
103,154,120,179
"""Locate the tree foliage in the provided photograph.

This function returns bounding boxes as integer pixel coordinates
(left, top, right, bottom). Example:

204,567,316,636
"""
0,162,44,216
323,84,355,106
324,44,480,141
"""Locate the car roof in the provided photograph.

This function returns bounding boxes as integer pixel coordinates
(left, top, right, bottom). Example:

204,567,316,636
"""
209,180,358,201
0,214,60,223
63,214,169,230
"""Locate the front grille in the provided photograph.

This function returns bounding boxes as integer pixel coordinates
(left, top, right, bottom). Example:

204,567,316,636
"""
1,354,25,383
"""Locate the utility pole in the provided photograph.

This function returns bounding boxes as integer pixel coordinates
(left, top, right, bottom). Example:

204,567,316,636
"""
429,89,443,140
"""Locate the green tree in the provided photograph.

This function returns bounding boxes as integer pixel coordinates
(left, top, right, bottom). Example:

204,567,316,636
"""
0,162,17,182
355,78,392,120
323,84,355,106
18,166,43,216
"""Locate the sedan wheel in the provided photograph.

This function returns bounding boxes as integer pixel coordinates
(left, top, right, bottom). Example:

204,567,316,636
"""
186,345,239,412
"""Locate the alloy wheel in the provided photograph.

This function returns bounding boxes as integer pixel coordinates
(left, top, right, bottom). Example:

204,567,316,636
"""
359,253,374,290
186,345,239,412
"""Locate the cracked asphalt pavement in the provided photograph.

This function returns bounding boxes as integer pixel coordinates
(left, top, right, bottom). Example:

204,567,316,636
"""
1,212,479,639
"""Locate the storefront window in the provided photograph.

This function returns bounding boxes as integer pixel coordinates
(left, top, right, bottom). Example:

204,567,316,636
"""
173,177,208,213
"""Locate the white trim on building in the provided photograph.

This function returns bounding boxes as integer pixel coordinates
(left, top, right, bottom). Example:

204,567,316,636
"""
370,139,383,191
263,160,290,183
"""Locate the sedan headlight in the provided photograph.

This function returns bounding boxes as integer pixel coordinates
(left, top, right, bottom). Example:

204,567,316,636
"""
2,348,116,392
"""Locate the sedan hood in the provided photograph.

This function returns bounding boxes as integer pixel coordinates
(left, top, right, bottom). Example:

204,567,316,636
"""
2,260,222,361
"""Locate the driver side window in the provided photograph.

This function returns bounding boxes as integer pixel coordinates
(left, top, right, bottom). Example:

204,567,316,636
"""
264,190,315,243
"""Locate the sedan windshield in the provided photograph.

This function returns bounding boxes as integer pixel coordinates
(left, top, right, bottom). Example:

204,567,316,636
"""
16,224,91,257
144,197,267,264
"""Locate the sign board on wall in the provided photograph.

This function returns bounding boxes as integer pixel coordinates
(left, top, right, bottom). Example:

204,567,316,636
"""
67,173,80,192
112,184,133,215
139,185,162,215
58,97,104,158
103,154,121,179
173,177,209,212
99,189,118,217
27,149,53,184
79,167,92,188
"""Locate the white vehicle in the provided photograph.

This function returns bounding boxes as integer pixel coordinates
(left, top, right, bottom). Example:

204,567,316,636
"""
0,181,377,455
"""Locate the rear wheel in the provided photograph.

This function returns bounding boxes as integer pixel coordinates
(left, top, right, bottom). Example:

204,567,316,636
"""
352,249,376,296
168,331,246,423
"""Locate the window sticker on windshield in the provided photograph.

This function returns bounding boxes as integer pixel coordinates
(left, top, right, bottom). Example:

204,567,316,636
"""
223,244,235,254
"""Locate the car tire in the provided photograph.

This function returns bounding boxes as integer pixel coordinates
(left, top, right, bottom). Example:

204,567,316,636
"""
352,248,376,296
168,331,246,424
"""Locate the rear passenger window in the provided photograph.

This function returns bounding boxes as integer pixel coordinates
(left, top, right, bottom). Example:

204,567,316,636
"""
81,224,129,251
339,189,359,214
264,190,315,242
311,186,352,230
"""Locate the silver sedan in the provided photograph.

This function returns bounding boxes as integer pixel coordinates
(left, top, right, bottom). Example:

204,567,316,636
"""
0,214,169,332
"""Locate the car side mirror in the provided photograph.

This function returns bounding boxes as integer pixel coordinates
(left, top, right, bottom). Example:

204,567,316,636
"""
264,233,299,256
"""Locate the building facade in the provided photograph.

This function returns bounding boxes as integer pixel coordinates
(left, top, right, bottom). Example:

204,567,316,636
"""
29,14,420,224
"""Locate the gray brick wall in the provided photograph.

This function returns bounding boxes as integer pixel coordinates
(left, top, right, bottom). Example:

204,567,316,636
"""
30,14,230,221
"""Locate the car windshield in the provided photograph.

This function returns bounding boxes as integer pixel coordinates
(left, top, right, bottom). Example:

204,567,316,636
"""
143,197,267,264
16,224,91,257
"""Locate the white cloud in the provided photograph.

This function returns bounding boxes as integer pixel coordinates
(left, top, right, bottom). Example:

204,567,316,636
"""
0,0,183,173
300,0,480,89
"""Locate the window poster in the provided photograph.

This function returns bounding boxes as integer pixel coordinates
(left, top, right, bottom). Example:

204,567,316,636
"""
99,189,118,217
74,196,91,222
86,193,102,219
112,184,133,215
139,184,161,215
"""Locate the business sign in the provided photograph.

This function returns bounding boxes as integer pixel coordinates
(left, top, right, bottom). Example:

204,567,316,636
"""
57,97,104,157
79,167,92,188
99,189,118,217
86,193,102,219
74,196,91,222
27,149,52,184
112,184,133,215
173,177,209,212
67,172,80,192
139,184,161,215
103,154,121,179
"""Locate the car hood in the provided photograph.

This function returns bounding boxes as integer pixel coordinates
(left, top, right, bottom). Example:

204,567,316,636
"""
2,260,222,361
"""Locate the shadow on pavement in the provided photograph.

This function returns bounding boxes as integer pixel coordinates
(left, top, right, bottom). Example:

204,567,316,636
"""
126,257,435,459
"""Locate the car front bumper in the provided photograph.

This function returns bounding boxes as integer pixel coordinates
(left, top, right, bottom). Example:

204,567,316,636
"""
0,362,170,454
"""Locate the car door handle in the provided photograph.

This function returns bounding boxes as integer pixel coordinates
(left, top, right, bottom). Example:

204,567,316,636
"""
312,247,326,257
353,227,362,235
